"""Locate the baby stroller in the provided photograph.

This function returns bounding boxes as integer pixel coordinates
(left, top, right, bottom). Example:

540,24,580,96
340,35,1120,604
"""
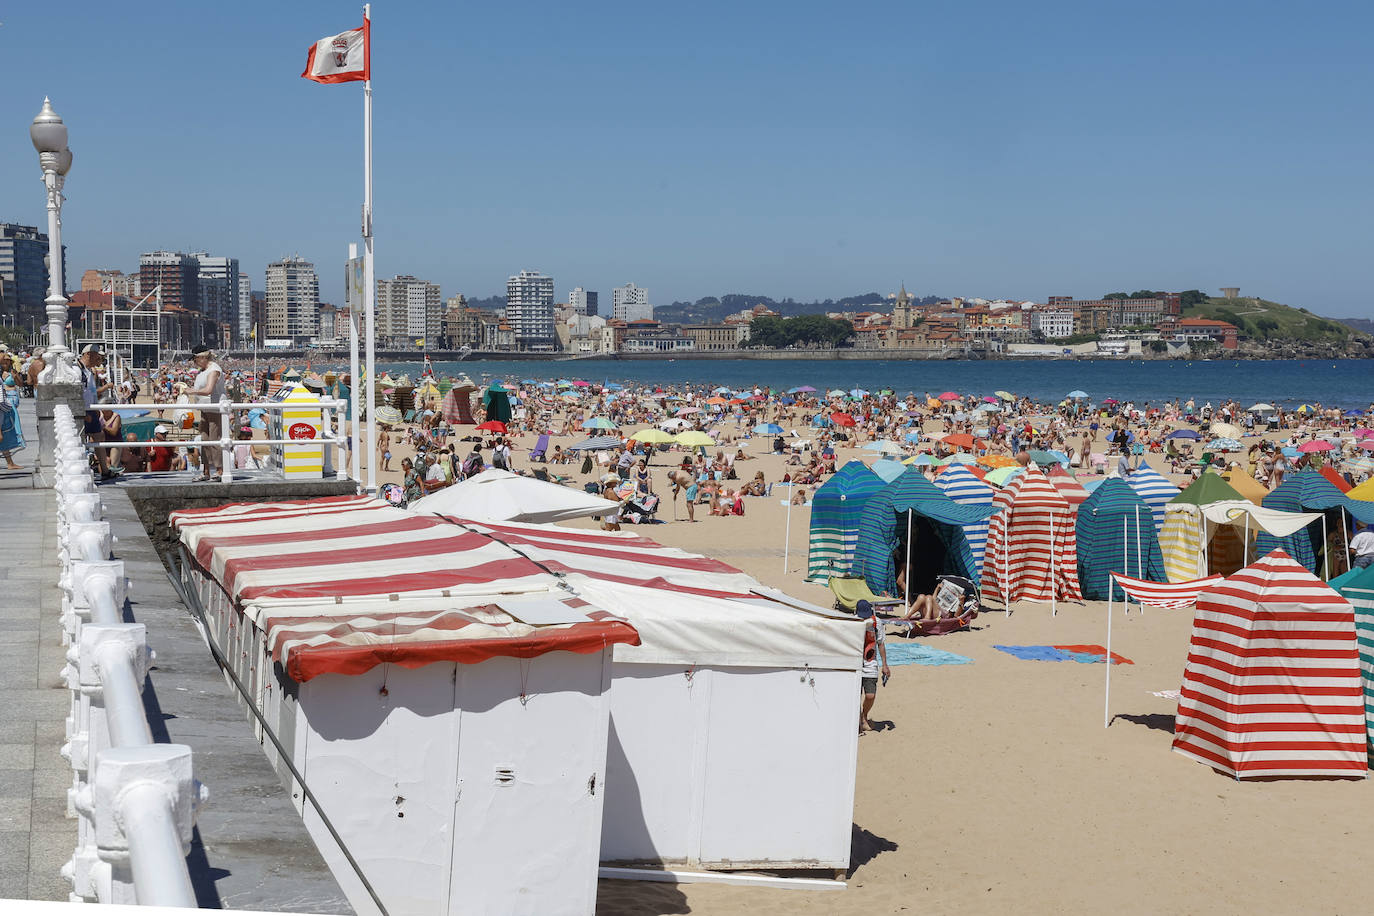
620,493,661,524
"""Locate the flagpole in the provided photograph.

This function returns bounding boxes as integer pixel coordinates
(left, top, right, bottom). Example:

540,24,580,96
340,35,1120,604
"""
348,244,362,487
362,2,377,494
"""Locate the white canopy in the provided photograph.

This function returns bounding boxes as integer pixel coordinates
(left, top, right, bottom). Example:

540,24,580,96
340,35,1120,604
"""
1195,499,1322,537
409,469,620,523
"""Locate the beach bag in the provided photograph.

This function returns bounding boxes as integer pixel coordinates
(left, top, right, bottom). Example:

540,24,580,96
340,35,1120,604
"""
580,455,593,474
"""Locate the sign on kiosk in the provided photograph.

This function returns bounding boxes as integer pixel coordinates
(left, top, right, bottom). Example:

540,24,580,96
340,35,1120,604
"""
268,384,328,479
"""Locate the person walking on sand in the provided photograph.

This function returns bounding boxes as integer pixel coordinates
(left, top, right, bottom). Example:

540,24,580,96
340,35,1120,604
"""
856,601,890,735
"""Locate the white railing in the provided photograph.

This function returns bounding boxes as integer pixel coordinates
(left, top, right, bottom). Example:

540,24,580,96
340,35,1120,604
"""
51,402,203,907
88,397,350,484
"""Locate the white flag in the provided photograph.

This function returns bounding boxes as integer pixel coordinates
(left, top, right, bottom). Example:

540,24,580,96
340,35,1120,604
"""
302,18,369,84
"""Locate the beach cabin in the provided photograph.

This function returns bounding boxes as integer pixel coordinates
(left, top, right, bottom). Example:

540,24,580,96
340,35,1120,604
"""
171,497,640,916
452,517,865,873
1076,478,1165,600
933,464,995,576
807,461,886,582
982,468,1082,606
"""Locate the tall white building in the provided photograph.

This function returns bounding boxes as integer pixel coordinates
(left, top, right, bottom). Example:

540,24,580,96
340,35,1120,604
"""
377,275,442,348
506,270,555,348
612,282,652,322
568,287,598,317
191,253,240,344
238,272,253,342
265,256,319,345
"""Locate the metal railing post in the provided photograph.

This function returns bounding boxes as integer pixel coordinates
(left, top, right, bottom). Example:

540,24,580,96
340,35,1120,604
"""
219,395,233,484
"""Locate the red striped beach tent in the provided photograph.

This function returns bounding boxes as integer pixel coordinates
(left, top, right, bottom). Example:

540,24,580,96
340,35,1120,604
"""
982,468,1082,613
1046,464,1090,509
1172,550,1367,778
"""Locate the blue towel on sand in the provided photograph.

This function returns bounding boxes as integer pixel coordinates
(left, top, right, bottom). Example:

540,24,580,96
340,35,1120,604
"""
995,645,1073,662
885,642,972,667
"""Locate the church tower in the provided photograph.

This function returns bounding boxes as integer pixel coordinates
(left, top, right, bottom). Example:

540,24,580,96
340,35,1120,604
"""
893,284,913,329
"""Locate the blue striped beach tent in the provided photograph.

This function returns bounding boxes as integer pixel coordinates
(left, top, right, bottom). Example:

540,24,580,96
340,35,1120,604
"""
934,463,995,576
853,470,998,597
1336,564,1374,758
806,461,887,582
1126,465,1181,533
1076,479,1165,600
1255,470,1370,576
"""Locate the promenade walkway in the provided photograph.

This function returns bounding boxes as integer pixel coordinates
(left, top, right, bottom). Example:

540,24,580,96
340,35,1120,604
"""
0,398,351,911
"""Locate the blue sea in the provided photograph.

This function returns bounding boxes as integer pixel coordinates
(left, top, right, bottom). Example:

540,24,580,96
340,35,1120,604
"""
369,358,1374,410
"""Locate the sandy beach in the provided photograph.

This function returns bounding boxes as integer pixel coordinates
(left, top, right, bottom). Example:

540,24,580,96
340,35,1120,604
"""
119,381,1374,915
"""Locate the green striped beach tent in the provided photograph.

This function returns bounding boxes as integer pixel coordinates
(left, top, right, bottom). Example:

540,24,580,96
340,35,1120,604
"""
806,461,887,582
1335,563,1374,758
1076,478,1165,601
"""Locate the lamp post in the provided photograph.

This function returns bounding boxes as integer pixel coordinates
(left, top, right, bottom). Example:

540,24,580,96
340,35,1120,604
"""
31,97,78,384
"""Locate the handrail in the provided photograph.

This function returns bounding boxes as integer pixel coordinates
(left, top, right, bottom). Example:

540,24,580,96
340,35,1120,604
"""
51,403,200,908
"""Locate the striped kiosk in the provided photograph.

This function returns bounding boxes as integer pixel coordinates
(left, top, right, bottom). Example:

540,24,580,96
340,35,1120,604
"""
1172,550,1367,778
982,468,1082,614
273,383,326,479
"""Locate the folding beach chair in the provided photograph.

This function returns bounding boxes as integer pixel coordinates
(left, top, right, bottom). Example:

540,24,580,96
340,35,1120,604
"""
530,434,550,462
828,575,904,614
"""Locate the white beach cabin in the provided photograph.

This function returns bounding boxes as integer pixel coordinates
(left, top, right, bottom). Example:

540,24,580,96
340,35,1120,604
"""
171,496,640,916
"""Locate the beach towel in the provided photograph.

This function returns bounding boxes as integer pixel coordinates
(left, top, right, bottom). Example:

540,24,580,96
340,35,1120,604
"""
884,642,972,667
994,644,1133,665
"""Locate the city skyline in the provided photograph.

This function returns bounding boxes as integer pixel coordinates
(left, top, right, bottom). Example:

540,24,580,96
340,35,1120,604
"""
0,3,1371,317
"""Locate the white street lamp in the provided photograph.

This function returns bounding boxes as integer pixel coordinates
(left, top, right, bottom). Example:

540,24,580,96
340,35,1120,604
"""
31,97,79,383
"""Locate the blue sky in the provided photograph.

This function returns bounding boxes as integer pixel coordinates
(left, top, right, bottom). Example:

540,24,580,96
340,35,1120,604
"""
1,1,1371,315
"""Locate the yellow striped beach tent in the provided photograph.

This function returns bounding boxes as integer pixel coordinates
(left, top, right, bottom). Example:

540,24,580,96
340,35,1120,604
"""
807,461,886,582
1159,474,1247,582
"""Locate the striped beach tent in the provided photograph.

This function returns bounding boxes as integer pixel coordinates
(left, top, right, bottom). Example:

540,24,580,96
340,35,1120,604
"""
806,461,887,582
1159,474,1248,583
1046,465,1090,509
1126,465,1180,532
853,470,996,596
1173,550,1367,778
1076,479,1165,601
934,464,995,575
1335,563,1374,758
982,468,1082,608
1255,471,1349,576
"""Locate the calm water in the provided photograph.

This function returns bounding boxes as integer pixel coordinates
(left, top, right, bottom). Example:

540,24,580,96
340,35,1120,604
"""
369,358,1374,410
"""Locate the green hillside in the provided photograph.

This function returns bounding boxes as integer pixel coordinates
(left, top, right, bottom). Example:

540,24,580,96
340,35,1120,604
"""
1185,297,1360,342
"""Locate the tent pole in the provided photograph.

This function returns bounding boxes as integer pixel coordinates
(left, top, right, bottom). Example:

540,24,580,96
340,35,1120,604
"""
903,510,912,609
1003,513,1011,616
1243,514,1250,566
1135,506,1143,582
1105,579,1114,728
1322,514,1329,580
1051,510,1058,617
1120,516,1129,615
1342,512,1349,576
782,482,793,574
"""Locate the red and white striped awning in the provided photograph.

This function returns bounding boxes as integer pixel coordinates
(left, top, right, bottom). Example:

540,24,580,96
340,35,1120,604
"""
171,498,639,680
1111,573,1224,609
1172,550,1366,778
449,517,762,599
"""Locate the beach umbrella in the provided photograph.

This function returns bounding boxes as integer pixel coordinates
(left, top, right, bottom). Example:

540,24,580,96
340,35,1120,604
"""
705,396,729,406
1354,428,1374,438
1248,403,1275,413
811,414,832,428
996,390,1016,402
755,422,785,435
1068,390,1089,400
903,431,923,444
938,391,961,401
374,405,403,425
675,431,716,447
979,455,1020,469
1166,429,1201,440
981,395,1000,404
788,385,816,394
475,420,507,433
1027,449,1066,467
1298,439,1334,453
1347,456,1374,477
903,453,938,467
568,436,622,451
659,418,689,430
630,428,676,444
1282,447,1301,458
713,386,732,393
675,406,701,416
1357,439,1374,451
939,453,980,466
863,440,906,456
582,417,617,430
1295,404,1315,414
1209,422,1242,439
849,388,870,398
1205,437,1242,452
942,432,978,450
831,412,856,427
984,466,1022,487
